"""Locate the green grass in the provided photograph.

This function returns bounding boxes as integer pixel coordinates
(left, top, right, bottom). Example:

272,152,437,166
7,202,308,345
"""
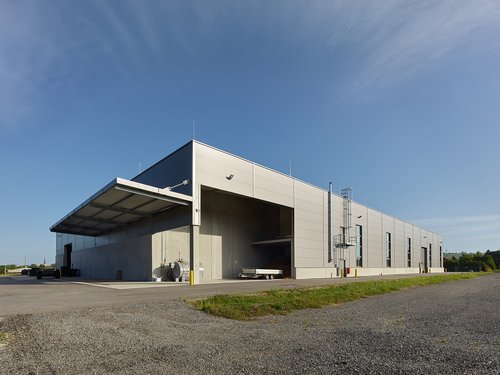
189,273,485,320
0,332,8,345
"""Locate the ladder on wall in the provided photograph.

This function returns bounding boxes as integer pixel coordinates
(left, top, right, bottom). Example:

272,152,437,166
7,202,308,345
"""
334,188,355,268
334,188,354,247
341,187,352,241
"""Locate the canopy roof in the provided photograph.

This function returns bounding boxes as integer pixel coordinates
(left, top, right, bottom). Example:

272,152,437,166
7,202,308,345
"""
50,178,192,236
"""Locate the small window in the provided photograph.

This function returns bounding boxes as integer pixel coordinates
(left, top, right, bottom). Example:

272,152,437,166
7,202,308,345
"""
386,232,391,267
407,238,412,267
356,225,363,267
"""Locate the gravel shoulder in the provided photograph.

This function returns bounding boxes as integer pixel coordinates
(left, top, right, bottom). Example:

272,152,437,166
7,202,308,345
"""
1,273,498,374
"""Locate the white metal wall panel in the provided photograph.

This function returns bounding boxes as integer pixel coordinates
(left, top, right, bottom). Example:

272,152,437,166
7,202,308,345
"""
382,215,395,268
71,234,153,280
75,235,85,252
294,180,325,268
351,202,369,267
254,165,294,207
322,191,329,265
331,195,344,234
404,223,414,267
413,227,422,267
394,220,405,268
367,209,383,267
195,143,254,198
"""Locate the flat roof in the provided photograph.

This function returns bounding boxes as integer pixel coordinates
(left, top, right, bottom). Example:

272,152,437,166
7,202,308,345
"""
50,178,192,237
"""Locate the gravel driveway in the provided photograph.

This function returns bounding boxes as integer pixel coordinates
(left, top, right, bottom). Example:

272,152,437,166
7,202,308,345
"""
1,273,498,374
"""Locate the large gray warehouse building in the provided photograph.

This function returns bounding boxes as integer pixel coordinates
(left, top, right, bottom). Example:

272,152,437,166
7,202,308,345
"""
51,141,444,283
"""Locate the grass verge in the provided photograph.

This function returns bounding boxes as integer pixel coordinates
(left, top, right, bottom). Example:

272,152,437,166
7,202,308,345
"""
189,273,485,320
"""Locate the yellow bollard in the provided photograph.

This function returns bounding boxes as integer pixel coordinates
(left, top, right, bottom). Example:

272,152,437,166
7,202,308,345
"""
355,269,358,278
190,270,194,286
341,268,344,278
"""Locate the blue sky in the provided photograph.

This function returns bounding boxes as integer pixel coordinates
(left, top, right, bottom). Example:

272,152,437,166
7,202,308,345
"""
1,0,500,265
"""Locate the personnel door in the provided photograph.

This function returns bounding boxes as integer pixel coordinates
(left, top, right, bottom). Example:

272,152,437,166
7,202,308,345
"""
420,247,428,273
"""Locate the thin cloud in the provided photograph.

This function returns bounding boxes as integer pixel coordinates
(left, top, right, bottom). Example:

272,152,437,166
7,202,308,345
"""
1,1,500,131
346,0,500,94
413,214,500,251
0,2,67,132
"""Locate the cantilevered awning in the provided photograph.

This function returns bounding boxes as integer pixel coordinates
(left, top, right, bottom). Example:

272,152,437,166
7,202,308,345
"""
50,178,192,236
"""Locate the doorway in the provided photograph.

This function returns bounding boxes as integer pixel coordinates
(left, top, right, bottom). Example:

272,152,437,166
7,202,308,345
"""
420,247,428,273
64,243,72,269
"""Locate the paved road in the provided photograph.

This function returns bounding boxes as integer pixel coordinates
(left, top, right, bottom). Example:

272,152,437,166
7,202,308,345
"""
0,273,498,374
0,273,445,315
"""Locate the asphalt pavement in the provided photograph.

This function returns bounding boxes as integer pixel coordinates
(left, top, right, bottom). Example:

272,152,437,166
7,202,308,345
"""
0,273,498,374
0,273,446,315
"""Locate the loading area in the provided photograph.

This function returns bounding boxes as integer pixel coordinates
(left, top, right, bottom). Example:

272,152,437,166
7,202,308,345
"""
197,188,293,281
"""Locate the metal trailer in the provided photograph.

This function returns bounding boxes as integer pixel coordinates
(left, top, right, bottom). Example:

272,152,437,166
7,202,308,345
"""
239,268,283,280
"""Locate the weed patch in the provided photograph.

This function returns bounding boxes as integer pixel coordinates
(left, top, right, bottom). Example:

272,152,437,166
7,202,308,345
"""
0,332,9,346
189,273,484,320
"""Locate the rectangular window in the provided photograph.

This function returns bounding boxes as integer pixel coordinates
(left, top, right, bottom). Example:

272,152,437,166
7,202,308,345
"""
407,238,412,267
429,243,432,268
440,246,442,267
386,232,391,267
356,225,363,267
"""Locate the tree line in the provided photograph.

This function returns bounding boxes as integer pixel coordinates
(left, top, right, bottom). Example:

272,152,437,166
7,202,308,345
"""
444,250,499,272
0,263,56,274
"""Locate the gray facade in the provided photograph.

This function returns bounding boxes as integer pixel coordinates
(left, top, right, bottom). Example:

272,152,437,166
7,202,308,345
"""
52,141,444,282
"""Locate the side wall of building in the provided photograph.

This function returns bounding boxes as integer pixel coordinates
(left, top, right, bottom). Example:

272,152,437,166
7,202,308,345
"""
55,141,443,281
194,142,443,279
56,203,192,281
151,226,191,280
70,235,153,280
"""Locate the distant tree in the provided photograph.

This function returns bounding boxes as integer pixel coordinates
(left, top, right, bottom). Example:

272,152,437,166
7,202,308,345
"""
449,251,497,271
444,256,459,270
486,250,500,268
482,255,497,271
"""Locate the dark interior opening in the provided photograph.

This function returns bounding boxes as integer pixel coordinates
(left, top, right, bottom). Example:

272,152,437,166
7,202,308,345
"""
64,243,72,269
